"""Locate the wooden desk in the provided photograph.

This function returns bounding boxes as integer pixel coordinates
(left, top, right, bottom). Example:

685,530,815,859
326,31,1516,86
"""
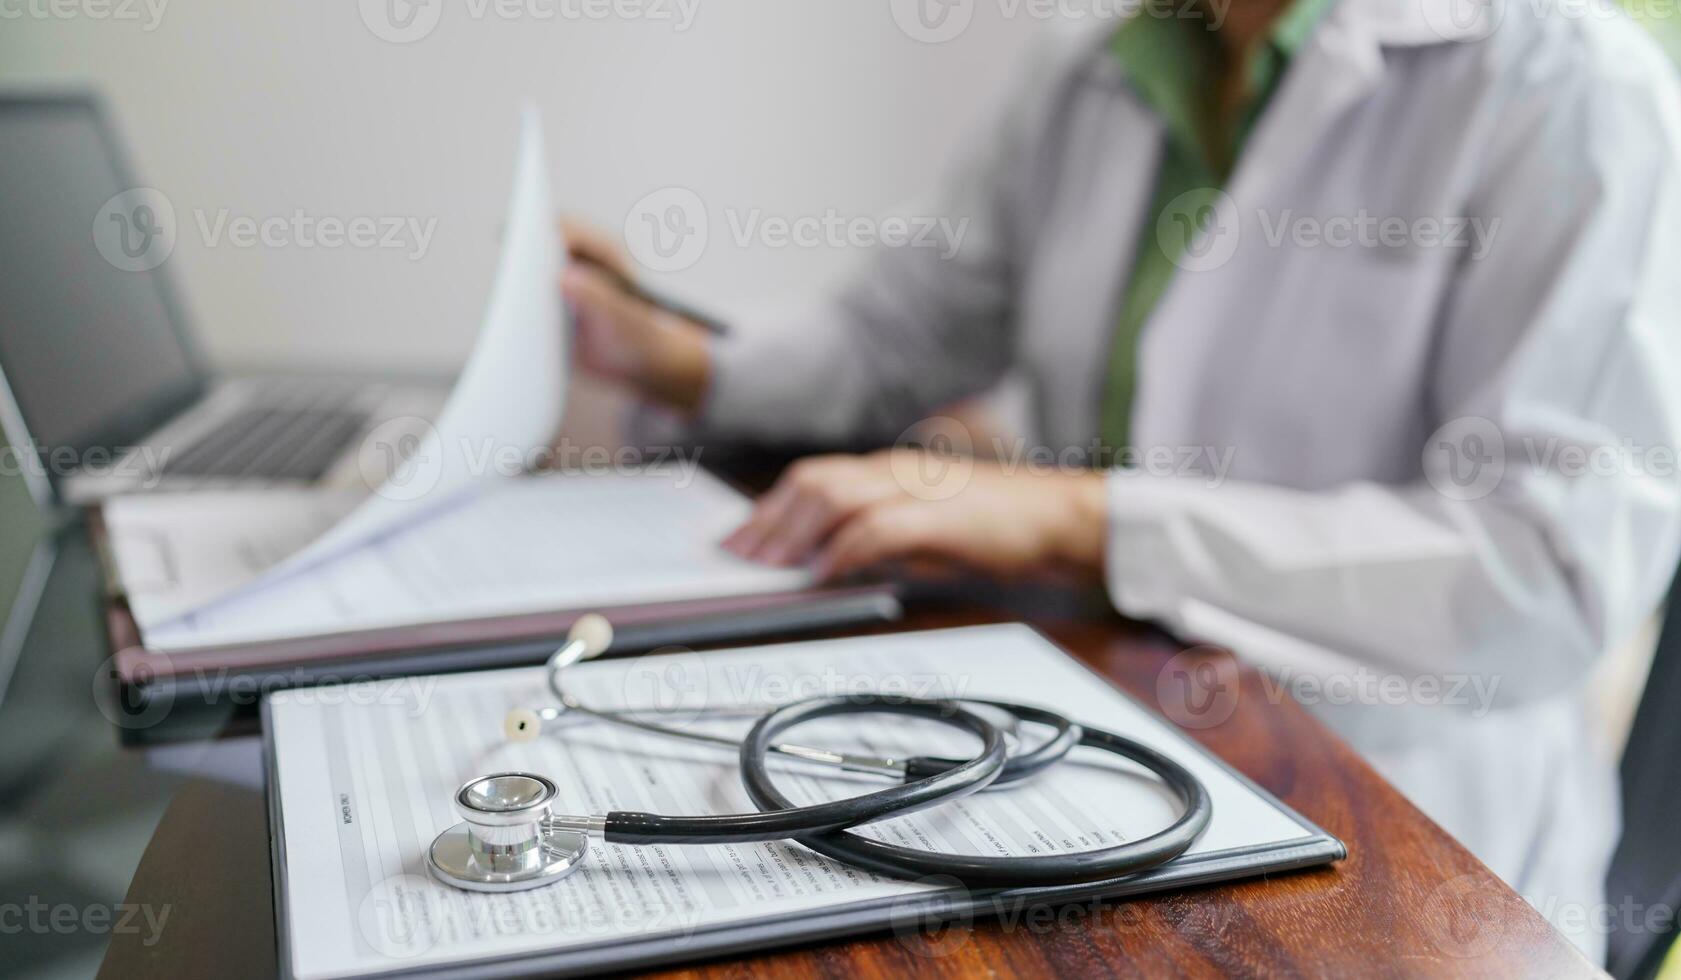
100,597,1601,979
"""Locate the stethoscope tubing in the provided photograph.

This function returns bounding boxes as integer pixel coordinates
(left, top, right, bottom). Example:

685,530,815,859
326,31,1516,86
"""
535,640,1212,888
601,698,1009,845
745,720,1213,888
588,693,1212,888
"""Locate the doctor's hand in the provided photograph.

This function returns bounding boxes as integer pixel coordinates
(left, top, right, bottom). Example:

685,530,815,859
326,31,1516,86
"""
723,451,1109,585
558,218,711,415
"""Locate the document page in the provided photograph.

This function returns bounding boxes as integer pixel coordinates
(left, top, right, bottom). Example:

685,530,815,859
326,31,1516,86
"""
267,625,1325,980
130,104,567,628
275,103,566,580
104,489,364,622
134,468,812,652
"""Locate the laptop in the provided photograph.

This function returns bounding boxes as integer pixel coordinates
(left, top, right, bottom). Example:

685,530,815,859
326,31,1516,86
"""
0,93,445,508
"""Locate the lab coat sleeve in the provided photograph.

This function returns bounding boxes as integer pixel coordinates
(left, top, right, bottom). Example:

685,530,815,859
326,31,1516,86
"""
691,34,1084,444
1105,26,1681,705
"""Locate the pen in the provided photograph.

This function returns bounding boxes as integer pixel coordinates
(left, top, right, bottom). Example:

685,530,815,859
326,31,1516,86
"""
573,255,731,336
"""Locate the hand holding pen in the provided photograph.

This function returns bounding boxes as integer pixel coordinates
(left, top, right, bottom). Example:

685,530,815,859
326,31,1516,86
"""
559,218,724,415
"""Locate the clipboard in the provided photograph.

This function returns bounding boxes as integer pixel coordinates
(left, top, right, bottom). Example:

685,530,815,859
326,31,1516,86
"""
261,623,1345,979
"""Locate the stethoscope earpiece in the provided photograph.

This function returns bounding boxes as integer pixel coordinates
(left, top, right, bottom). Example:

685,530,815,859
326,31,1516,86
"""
498,613,615,744
566,613,614,659
503,707,543,743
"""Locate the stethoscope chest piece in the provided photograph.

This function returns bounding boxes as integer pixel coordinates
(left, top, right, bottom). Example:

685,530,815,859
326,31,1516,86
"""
427,772,589,893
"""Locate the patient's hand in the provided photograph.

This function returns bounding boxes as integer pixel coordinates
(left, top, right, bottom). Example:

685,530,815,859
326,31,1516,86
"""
723,450,1108,585
558,218,711,414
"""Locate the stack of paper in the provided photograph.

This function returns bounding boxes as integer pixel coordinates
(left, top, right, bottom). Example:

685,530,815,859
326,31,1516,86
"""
111,467,814,653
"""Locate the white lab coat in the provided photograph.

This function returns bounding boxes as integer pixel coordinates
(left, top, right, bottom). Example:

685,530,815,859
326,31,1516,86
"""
680,0,1681,960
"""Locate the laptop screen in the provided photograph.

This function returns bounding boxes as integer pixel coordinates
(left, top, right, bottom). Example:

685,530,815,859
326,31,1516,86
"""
0,97,205,463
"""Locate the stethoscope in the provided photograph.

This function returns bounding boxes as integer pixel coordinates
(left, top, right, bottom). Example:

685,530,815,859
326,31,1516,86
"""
427,616,1213,893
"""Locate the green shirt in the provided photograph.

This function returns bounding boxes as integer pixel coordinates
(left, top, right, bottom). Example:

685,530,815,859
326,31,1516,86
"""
1099,0,1336,453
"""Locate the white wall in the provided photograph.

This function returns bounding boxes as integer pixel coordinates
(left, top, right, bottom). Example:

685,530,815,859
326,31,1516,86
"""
0,1,1040,381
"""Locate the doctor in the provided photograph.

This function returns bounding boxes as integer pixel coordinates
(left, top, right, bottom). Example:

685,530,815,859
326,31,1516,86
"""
560,0,1681,959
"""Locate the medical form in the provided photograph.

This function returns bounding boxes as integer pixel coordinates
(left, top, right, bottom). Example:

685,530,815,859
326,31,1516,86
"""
264,624,1343,979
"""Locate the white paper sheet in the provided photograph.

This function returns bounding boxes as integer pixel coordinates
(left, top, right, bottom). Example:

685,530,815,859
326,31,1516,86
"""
104,489,364,624
267,625,1322,980
136,105,566,628
128,468,812,652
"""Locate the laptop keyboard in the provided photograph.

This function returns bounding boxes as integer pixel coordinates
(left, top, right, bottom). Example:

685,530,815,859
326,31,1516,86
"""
159,400,370,482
